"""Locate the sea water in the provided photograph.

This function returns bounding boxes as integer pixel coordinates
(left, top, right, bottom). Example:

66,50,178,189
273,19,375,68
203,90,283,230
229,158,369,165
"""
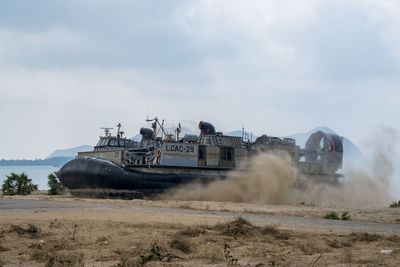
0,166,60,190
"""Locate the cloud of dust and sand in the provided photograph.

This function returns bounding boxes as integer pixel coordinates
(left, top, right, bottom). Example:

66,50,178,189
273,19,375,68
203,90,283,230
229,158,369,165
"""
288,127,398,208
162,153,298,203
162,128,399,208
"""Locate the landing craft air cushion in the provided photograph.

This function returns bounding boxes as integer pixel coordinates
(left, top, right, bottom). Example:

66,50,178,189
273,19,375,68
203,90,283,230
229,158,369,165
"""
59,118,343,198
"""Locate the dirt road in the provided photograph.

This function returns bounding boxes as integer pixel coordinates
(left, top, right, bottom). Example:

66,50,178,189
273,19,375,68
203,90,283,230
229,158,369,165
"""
1,199,399,236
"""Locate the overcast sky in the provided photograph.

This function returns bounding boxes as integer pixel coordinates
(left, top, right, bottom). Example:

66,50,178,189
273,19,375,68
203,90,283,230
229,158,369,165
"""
1,0,400,159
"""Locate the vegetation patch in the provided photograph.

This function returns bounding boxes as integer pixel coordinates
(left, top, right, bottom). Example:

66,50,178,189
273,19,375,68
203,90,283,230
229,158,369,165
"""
323,211,350,220
223,243,239,266
47,171,63,195
45,251,84,267
140,243,172,264
216,217,255,239
389,200,400,208
214,217,290,241
1,172,38,195
9,224,39,237
30,239,69,262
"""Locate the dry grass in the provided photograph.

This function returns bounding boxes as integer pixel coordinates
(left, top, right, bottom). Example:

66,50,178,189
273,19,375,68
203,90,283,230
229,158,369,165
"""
299,240,328,255
342,248,353,263
169,236,192,253
215,217,255,239
30,239,69,261
9,224,40,236
196,244,223,264
259,225,290,240
1,218,400,266
386,235,400,242
349,232,380,242
45,251,84,267
177,225,206,237
326,238,352,248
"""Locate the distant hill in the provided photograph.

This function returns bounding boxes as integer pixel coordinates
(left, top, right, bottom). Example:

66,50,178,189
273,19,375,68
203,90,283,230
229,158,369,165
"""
0,145,93,167
0,144,92,167
46,145,93,159
0,144,93,167
0,157,73,167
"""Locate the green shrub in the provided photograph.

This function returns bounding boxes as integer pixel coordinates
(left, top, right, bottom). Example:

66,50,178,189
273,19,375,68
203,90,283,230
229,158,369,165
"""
47,171,63,195
324,212,339,220
140,244,171,264
1,172,38,195
389,201,400,208
323,211,351,220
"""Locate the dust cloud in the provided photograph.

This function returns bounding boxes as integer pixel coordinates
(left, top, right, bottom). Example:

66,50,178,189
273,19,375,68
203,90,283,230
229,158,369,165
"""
291,127,398,208
162,153,297,203
163,128,398,208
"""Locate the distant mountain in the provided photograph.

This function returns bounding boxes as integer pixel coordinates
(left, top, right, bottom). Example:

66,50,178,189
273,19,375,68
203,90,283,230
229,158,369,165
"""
0,157,73,167
0,145,92,167
46,145,93,159
284,126,337,147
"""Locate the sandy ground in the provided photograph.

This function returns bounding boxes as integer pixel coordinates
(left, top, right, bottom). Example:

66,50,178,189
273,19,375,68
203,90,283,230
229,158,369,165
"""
1,193,400,266
3,192,400,224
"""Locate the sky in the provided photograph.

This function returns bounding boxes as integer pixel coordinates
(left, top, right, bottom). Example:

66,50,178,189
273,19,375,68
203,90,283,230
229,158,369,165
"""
1,0,400,160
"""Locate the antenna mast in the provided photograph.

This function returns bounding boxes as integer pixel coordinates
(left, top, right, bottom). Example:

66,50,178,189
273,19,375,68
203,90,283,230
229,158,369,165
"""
116,123,124,138
146,117,167,140
176,123,181,141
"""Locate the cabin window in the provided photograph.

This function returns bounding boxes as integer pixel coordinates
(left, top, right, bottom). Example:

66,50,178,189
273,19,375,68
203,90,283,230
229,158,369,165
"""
109,139,118,146
220,147,234,161
98,139,108,146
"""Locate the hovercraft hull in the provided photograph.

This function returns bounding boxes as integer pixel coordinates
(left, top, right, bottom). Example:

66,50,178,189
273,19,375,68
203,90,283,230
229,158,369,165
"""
59,157,228,196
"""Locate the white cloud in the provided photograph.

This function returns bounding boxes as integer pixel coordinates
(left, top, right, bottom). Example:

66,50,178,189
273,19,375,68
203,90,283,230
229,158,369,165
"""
0,0,399,159
0,27,87,69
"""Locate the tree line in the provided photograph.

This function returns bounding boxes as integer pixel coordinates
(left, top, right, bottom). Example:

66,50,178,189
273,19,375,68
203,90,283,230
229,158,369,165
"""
1,172,63,195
